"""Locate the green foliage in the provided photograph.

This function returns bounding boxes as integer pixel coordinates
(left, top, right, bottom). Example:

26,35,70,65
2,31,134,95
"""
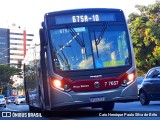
0,65,21,84
128,1,160,75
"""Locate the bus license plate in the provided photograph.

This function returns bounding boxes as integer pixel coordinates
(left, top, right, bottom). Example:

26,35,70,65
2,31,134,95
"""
90,97,105,102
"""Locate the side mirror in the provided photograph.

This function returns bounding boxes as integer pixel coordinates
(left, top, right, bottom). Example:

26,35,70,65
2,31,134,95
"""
39,29,47,46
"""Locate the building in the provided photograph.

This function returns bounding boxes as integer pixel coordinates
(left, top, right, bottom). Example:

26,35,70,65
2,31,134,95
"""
9,28,34,95
9,29,34,68
0,28,10,65
0,27,34,68
0,26,34,96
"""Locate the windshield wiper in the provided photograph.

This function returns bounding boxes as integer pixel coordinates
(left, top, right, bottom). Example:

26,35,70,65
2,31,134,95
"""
96,22,107,45
94,32,99,58
58,45,71,70
66,24,85,47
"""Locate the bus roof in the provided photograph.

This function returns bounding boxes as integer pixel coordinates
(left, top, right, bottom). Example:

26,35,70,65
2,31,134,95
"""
42,8,125,28
45,8,123,16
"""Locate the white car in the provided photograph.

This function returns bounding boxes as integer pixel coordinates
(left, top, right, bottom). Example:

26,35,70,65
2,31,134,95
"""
15,95,26,105
0,95,6,108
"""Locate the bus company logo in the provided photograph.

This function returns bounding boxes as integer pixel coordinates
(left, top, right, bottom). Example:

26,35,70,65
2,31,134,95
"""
90,75,102,78
2,112,11,117
94,81,100,88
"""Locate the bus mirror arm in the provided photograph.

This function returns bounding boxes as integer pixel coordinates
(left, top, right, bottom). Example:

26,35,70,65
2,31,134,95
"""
40,29,47,46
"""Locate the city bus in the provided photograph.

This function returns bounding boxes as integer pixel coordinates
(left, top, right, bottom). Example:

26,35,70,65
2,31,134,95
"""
24,8,138,112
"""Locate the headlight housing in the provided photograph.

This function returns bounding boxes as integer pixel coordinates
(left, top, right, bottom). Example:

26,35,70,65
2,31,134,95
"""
51,78,71,92
121,72,136,87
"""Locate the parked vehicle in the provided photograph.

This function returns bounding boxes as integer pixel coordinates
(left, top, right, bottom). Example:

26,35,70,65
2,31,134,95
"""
139,66,160,105
6,96,16,104
136,77,144,90
15,95,26,105
0,95,6,108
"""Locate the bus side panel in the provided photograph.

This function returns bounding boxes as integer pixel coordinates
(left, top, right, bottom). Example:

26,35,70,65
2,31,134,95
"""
39,29,50,109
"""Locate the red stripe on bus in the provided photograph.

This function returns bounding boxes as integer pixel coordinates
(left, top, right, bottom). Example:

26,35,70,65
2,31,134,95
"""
63,73,128,92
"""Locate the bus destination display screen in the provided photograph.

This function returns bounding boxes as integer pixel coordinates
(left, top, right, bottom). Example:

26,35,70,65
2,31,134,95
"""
55,13,116,24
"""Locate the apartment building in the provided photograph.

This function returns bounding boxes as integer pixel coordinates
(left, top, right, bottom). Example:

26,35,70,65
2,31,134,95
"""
9,28,34,96
0,27,34,68
9,29,34,68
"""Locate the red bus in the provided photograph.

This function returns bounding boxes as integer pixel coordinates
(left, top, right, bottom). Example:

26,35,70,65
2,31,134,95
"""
24,8,138,112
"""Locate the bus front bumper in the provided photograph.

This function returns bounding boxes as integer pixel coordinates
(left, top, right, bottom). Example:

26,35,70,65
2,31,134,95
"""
50,81,138,109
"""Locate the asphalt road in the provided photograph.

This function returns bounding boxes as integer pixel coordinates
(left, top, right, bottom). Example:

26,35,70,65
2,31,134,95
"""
0,101,160,120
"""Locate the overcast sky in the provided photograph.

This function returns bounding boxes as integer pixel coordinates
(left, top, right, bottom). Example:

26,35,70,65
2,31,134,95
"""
0,0,156,33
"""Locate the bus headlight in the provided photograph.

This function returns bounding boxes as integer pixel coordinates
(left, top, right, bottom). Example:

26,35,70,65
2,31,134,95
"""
51,79,71,92
121,73,135,87
127,73,134,84
128,73,134,82
51,79,64,91
52,79,62,89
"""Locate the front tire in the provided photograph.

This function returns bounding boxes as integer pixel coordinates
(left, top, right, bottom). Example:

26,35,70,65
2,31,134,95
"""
102,102,114,111
139,91,150,105
29,105,39,112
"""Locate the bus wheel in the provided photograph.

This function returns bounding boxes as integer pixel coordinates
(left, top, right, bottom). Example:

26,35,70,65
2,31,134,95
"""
29,105,38,112
102,102,114,111
139,91,150,105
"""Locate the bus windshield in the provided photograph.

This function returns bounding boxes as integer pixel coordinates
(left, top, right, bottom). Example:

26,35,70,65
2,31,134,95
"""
50,23,130,71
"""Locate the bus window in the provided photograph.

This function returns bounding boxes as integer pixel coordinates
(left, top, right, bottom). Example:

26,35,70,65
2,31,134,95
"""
90,24,129,68
50,27,94,71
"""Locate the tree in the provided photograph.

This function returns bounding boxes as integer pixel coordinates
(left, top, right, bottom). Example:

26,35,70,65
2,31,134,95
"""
0,65,21,85
128,1,160,75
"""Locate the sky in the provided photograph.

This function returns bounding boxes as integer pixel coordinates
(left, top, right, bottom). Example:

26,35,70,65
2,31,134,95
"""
0,0,157,34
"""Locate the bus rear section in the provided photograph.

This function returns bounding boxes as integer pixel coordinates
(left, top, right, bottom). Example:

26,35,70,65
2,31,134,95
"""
24,8,138,112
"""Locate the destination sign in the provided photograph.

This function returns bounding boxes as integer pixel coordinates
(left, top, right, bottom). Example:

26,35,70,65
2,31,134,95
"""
55,13,116,24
